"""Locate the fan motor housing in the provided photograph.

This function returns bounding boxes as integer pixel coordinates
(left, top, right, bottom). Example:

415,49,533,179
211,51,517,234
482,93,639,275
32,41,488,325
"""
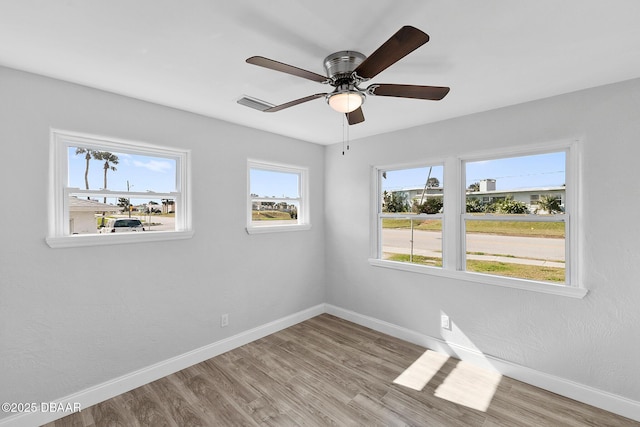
323,51,366,80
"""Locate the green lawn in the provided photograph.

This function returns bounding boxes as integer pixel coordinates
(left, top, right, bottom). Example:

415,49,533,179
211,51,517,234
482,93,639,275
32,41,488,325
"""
466,260,564,282
252,210,293,221
384,252,564,283
465,220,564,238
382,218,564,238
382,218,442,231
385,253,442,267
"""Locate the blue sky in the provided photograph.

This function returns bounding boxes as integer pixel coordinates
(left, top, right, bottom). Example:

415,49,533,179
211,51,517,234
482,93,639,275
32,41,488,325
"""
382,151,565,192
250,169,299,198
68,148,565,203
68,148,176,205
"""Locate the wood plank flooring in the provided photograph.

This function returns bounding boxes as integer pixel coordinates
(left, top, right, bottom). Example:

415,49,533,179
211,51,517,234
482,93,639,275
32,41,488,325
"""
43,314,638,426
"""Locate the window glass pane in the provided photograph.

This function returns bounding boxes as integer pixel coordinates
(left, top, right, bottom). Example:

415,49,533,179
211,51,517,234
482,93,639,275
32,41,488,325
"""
465,219,565,283
381,165,444,213
252,200,299,224
68,194,176,235
68,147,177,192
382,218,442,267
250,169,299,199
248,164,307,230
465,152,565,214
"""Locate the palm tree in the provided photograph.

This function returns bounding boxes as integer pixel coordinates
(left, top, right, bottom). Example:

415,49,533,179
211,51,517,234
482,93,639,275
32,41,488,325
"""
535,195,564,214
94,151,119,203
74,147,98,198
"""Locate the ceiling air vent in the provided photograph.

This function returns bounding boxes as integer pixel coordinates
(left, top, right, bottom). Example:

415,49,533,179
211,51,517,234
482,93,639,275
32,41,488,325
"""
237,96,274,111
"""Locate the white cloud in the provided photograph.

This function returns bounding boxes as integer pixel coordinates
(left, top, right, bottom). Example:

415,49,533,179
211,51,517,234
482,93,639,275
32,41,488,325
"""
133,160,172,173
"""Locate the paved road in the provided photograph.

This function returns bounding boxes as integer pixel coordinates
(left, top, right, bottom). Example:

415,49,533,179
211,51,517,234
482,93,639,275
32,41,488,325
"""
112,216,563,267
382,228,564,267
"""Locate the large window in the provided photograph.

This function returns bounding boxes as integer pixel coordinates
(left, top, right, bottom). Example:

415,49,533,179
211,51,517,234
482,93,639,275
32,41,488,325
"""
247,160,309,233
47,130,192,247
371,140,583,297
463,151,568,284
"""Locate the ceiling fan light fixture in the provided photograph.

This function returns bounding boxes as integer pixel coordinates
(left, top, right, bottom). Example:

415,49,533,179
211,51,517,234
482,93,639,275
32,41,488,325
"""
328,91,364,113
244,26,449,126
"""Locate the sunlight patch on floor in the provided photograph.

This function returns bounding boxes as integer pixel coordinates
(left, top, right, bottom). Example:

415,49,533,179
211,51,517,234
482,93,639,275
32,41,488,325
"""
434,360,502,411
393,311,503,412
393,350,449,391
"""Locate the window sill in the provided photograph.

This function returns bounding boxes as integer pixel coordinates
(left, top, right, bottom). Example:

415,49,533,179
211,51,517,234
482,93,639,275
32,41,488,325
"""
246,224,311,235
46,230,194,248
368,258,588,299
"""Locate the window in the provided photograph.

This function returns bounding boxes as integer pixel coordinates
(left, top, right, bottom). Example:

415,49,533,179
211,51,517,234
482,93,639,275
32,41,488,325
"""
370,139,584,298
47,129,192,248
464,151,568,284
377,164,444,267
247,160,309,234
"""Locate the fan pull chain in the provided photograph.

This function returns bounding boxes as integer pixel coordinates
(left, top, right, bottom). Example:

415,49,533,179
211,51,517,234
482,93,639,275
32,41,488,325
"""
342,114,346,155
342,113,350,155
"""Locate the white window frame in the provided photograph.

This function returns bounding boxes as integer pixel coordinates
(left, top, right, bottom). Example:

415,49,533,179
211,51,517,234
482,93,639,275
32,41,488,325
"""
47,129,193,248
246,159,310,234
369,138,586,299
376,161,445,269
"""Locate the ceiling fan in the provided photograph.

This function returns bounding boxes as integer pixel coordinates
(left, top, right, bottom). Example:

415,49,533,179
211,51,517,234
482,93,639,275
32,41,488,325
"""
241,26,450,125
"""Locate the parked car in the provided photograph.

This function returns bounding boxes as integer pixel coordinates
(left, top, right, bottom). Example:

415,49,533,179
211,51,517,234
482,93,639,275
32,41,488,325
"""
100,218,145,233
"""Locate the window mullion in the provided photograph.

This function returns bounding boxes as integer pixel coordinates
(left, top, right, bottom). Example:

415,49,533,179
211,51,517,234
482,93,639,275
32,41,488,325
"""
442,156,459,271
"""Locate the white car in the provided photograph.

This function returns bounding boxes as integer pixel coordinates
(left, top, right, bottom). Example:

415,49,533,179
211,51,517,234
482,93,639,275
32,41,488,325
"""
100,218,145,233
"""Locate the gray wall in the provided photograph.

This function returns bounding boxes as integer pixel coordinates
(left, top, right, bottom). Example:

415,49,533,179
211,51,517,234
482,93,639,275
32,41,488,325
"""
2,62,639,417
325,78,640,401
0,66,326,412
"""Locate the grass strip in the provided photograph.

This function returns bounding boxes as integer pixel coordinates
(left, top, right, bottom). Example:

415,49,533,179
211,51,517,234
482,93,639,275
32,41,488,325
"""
382,218,564,238
384,253,564,283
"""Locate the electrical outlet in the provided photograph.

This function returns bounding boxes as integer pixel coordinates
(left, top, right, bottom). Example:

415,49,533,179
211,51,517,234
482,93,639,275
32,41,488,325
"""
220,313,229,327
441,314,451,330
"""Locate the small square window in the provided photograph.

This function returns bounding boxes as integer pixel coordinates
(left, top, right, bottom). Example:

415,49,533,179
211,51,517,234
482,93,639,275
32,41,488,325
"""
247,160,309,234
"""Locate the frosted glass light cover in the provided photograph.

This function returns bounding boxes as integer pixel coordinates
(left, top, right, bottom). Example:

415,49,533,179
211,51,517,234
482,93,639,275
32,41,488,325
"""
328,92,363,113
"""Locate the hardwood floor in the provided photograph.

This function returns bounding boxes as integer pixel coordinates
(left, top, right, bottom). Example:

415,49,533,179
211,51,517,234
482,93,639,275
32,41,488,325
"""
43,314,638,426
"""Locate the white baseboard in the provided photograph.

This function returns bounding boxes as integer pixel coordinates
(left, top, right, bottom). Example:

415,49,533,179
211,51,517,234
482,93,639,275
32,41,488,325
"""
0,304,326,427
4,302,639,426
325,304,640,423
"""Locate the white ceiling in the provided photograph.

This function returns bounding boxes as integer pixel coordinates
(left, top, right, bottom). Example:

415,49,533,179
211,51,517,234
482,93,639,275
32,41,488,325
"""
1,1,640,145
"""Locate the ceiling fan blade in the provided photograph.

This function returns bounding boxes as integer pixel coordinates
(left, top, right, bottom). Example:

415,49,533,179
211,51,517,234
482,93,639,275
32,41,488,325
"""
246,56,328,83
354,26,430,79
346,107,365,125
369,84,450,100
264,93,327,112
